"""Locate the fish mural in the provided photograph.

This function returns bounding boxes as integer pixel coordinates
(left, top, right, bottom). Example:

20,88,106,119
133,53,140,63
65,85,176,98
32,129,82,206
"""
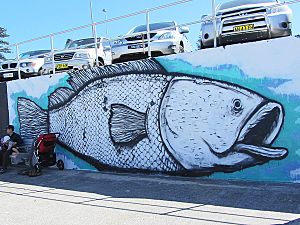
17,59,288,175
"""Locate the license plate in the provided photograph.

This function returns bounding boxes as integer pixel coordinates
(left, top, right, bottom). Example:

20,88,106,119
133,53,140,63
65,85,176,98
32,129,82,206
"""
233,24,254,32
56,64,68,70
128,43,148,49
3,73,14,78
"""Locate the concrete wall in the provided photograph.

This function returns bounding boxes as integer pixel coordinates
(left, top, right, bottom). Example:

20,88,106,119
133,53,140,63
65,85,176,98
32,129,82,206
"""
4,36,300,182
0,82,9,136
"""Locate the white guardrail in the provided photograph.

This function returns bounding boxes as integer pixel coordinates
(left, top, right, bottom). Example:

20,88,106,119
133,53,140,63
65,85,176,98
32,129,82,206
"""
0,0,299,79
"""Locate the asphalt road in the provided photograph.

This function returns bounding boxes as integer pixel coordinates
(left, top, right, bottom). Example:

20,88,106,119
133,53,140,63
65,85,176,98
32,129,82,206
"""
0,168,299,225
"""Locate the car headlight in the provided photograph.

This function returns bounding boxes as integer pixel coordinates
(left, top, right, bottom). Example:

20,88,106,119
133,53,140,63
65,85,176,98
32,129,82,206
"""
45,56,52,63
268,6,284,14
113,39,124,45
20,62,27,68
20,62,36,67
74,53,90,59
159,32,175,40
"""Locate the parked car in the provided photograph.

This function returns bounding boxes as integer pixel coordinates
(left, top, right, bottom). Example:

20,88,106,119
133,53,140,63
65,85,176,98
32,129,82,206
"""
0,50,51,82
42,37,112,74
201,0,292,48
111,21,191,63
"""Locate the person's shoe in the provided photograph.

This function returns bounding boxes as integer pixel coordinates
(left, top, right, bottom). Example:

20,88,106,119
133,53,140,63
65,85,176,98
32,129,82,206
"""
0,168,7,174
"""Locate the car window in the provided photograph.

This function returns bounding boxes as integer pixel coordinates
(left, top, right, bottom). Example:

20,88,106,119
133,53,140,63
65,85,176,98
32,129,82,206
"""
102,39,111,48
218,0,278,10
128,22,176,34
67,38,101,49
19,50,51,59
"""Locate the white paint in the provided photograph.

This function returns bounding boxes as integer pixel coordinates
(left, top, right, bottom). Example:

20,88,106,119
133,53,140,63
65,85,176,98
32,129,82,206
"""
166,36,300,80
160,77,284,170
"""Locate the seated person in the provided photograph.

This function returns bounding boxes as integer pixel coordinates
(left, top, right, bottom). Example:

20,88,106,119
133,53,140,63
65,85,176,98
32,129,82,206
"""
0,125,23,174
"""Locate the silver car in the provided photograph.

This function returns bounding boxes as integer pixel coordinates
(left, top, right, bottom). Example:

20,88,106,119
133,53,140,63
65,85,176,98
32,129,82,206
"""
201,0,292,48
111,21,190,63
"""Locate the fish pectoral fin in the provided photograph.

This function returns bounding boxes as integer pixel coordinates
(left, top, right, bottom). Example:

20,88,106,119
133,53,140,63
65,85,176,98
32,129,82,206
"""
234,144,288,159
109,104,148,146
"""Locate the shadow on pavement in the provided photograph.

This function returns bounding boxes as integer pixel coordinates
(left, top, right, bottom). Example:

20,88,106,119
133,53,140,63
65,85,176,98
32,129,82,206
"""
0,167,299,224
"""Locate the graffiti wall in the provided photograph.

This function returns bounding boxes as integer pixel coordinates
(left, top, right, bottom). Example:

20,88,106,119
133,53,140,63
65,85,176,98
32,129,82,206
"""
5,36,300,182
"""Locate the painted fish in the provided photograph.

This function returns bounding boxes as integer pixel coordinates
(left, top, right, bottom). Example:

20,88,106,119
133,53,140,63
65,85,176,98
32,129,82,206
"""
17,59,288,174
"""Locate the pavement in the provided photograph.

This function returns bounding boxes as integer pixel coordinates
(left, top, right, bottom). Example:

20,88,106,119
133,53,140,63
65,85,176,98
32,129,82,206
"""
0,167,299,225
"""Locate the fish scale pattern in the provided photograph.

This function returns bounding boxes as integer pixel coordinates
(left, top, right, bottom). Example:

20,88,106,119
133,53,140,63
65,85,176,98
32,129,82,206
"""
49,73,182,172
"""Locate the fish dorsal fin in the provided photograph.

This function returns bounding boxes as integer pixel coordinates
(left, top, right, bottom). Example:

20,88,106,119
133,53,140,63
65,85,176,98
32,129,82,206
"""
109,104,148,146
68,59,166,91
48,87,75,108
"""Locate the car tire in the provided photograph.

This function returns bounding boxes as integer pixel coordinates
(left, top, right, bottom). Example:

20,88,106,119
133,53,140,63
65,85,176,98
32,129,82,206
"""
179,43,184,53
57,160,64,170
95,58,104,67
200,41,206,49
38,68,43,76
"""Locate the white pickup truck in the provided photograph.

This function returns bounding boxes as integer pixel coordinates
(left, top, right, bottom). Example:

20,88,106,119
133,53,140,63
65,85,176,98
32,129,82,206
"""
42,37,112,74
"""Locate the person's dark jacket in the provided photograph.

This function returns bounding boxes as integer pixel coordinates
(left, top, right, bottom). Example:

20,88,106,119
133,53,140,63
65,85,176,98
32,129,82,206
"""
9,132,23,147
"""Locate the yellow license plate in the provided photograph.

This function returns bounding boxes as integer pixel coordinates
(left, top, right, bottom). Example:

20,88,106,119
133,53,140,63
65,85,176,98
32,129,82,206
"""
56,64,68,70
233,24,254,32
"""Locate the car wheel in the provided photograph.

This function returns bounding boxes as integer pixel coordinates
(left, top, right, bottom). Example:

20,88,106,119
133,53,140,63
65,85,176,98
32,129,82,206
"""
200,41,205,49
95,58,104,67
38,68,43,76
179,43,184,53
57,160,64,170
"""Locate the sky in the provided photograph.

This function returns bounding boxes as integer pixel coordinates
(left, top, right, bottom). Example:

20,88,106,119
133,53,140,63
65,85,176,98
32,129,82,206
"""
1,0,300,59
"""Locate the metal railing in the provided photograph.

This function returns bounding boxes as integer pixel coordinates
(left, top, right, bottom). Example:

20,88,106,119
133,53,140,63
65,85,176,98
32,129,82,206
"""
0,0,193,78
0,0,299,79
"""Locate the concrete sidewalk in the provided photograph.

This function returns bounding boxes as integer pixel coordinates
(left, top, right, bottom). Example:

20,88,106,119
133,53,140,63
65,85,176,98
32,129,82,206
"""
0,168,299,225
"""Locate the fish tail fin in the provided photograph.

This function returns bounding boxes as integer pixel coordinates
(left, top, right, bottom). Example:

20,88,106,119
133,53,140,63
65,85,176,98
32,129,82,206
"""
17,98,49,139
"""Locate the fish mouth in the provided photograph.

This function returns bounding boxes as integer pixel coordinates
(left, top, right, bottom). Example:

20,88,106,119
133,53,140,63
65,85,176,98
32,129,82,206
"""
235,102,288,159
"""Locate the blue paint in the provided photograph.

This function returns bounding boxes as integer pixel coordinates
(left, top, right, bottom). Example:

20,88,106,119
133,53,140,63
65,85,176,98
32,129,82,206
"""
56,145,98,171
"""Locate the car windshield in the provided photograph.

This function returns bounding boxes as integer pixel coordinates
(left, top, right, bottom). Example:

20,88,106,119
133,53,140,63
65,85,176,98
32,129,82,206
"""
67,38,100,49
218,0,278,10
19,50,51,59
128,22,175,34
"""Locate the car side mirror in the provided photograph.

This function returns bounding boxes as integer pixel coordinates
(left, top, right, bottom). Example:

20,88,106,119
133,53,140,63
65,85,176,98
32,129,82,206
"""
65,39,73,49
180,26,190,34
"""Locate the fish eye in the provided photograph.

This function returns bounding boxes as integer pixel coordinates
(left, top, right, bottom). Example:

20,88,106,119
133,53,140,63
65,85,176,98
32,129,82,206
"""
232,99,243,113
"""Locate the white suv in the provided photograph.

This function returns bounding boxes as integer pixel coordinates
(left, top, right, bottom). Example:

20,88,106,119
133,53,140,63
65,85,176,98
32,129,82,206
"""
0,50,51,81
42,37,112,74
201,0,292,48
